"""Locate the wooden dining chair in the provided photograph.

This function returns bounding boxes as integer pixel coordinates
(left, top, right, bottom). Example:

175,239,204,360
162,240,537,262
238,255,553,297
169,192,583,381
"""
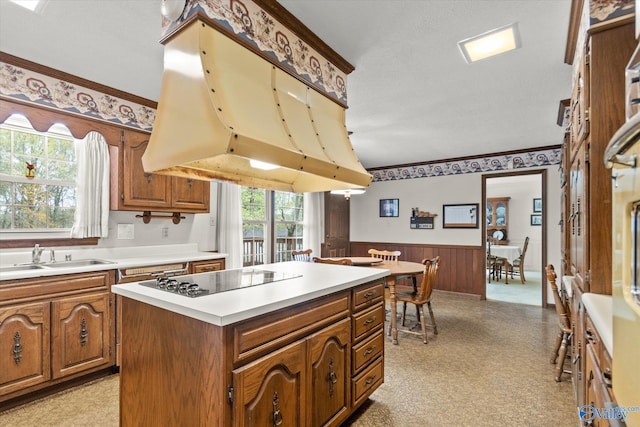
546,264,572,382
368,249,401,262
312,257,353,265
508,236,529,284
394,256,440,344
291,249,312,262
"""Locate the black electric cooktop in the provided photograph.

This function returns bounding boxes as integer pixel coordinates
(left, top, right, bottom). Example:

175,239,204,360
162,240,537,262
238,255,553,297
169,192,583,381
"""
138,268,302,298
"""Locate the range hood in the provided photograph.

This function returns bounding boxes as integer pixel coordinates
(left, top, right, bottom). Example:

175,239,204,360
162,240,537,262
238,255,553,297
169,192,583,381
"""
142,19,372,193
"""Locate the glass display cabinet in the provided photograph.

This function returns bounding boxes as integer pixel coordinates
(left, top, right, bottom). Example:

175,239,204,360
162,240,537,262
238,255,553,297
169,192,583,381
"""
486,197,510,245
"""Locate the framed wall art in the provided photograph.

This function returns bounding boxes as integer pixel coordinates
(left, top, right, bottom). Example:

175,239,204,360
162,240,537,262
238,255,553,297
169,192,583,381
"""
531,214,542,226
533,198,542,213
443,203,479,228
379,199,399,217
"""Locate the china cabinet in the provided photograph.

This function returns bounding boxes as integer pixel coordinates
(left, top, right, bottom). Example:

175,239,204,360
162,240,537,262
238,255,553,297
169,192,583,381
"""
486,197,510,245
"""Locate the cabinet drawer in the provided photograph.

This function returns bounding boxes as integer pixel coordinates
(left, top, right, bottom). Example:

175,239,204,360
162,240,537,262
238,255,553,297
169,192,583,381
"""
191,259,225,274
233,292,349,364
0,271,113,305
352,356,383,408
352,281,384,312
352,303,384,342
352,330,383,374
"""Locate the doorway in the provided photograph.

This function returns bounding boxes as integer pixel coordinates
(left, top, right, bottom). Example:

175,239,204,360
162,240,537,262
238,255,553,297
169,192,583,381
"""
482,170,546,306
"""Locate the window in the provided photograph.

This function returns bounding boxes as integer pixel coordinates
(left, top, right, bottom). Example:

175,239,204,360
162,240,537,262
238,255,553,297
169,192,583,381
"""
0,114,77,231
242,187,304,266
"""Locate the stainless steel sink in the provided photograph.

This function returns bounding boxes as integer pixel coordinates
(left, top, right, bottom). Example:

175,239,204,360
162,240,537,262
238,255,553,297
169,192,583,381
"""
0,264,46,272
41,259,115,268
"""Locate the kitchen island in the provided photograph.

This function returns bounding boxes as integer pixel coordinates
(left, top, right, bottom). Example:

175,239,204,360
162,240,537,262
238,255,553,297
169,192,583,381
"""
112,261,389,426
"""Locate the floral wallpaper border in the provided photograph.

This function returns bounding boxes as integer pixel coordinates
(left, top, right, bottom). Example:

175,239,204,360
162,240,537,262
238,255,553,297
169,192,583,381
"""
0,62,156,132
162,0,349,105
589,0,634,25
369,147,562,182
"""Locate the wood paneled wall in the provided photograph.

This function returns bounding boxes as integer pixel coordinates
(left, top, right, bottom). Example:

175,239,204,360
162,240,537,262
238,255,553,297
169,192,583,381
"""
350,242,485,297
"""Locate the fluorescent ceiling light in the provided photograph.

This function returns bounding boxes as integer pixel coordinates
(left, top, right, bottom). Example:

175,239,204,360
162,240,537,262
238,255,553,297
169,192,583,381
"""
9,0,48,13
249,159,279,170
458,23,521,64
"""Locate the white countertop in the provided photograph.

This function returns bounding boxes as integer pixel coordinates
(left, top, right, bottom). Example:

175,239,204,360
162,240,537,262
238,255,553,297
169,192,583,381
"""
0,244,226,281
582,293,613,356
112,261,389,326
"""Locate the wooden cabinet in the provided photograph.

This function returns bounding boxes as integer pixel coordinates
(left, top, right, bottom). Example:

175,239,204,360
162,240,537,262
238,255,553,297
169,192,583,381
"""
119,278,385,426
232,318,350,427
584,313,616,427
0,302,51,396
564,16,636,294
190,258,226,274
51,292,112,379
486,197,510,245
110,129,210,213
0,271,115,404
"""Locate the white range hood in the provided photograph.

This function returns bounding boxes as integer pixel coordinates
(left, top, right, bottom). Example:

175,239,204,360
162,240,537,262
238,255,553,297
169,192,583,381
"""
142,19,372,193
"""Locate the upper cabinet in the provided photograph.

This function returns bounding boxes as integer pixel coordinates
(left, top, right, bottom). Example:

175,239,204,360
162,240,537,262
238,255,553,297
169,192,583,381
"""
110,130,210,213
486,197,509,245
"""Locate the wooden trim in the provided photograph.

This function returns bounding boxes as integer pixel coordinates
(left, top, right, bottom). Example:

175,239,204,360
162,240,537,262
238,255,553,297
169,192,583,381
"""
0,238,98,249
564,0,585,65
0,52,157,108
0,98,138,141
366,144,562,172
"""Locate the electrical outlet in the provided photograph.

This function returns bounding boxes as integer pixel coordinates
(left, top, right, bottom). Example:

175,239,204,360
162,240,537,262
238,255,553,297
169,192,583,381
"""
209,217,215,227
162,227,169,238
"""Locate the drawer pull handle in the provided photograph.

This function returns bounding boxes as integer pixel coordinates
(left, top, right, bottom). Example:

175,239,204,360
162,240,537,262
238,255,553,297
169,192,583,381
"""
603,368,613,387
327,358,338,397
363,316,376,326
80,318,88,347
585,329,595,343
363,291,376,299
363,345,377,356
365,374,377,385
272,392,283,426
13,332,22,364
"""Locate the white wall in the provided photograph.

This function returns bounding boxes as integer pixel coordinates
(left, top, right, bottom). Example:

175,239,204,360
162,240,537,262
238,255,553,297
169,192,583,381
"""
350,166,562,304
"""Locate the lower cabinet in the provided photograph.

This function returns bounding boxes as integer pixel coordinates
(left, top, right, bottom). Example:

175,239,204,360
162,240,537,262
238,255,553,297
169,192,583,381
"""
0,302,51,396
0,271,115,405
233,318,351,427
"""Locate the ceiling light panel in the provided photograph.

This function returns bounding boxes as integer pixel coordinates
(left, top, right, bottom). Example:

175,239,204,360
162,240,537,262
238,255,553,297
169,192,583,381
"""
458,23,521,64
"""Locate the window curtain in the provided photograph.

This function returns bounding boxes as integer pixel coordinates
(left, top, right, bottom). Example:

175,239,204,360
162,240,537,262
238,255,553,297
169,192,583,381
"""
303,192,324,258
70,131,110,238
217,181,243,269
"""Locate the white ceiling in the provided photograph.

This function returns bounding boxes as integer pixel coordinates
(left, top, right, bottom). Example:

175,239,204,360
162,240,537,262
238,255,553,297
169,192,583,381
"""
0,0,572,169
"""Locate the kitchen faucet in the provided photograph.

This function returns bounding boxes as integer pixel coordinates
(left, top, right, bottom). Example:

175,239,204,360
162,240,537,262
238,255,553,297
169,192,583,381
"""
32,244,44,264
49,248,56,263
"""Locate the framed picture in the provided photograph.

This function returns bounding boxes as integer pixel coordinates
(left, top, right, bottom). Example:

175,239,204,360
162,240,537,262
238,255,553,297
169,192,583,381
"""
443,203,479,228
533,198,542,213
531,214,542,226
379,199,399,217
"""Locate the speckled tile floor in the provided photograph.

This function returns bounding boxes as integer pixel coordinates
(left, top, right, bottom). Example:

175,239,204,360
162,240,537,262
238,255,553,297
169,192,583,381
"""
0,291,576,426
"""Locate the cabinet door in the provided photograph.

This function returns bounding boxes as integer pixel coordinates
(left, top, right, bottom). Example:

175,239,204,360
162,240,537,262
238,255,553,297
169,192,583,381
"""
569,144,588,289
171,177,210,212
51,292,112,379
0,302,50,396
233,340,306,426
307,319,350,427
122,130,172,209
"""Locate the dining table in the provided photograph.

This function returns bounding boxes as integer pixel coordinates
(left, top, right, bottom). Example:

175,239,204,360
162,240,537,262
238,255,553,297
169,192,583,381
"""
339,258,426,345
488,245,521,284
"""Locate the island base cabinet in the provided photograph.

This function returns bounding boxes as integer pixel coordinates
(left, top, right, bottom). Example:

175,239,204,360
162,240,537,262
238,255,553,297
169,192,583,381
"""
232,318,351,427
232,340,306,426
0,302,51,396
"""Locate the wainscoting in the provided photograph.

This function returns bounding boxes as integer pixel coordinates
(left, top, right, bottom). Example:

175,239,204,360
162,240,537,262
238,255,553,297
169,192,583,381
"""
350,242,485,297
